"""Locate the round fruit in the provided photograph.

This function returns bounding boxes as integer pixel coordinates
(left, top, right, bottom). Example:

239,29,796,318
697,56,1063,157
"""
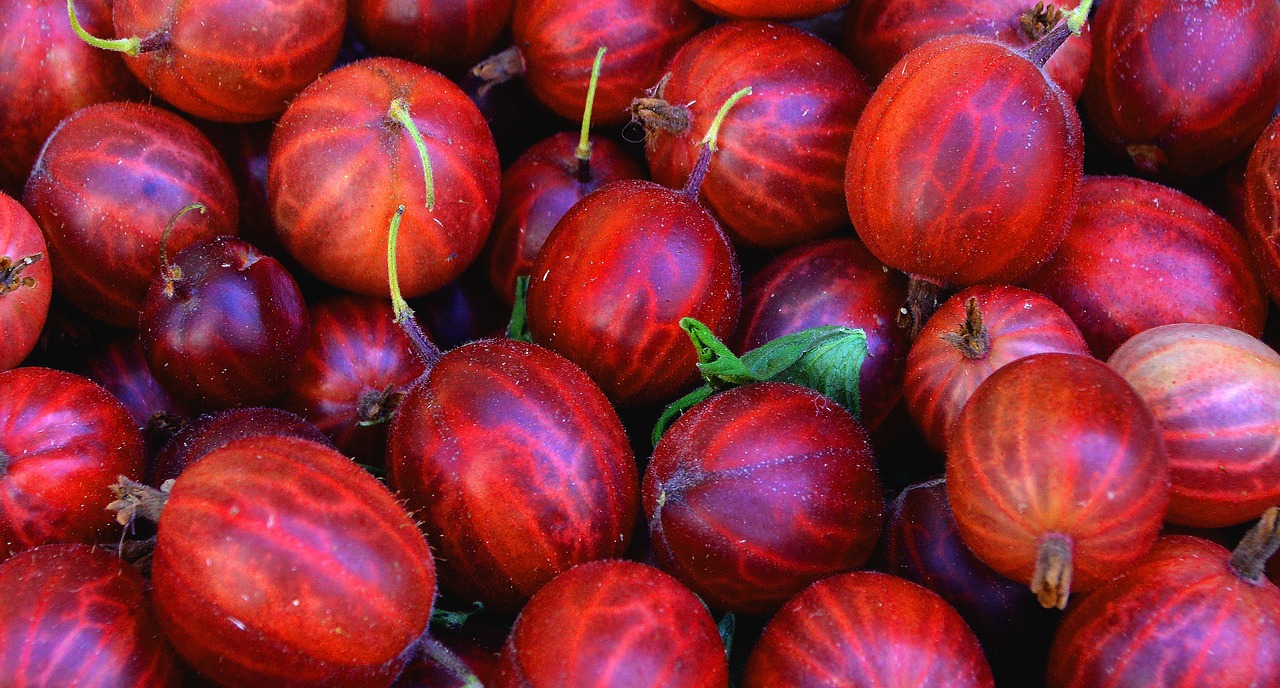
947,353,1169,609
0,193,51,371
491,560,729,687
388,338,638,611
23,102,238,328
1084,0,1280,177
145,435,437,688
350,0,514,77
151,407,329,486
0,544,181,687
269,57,499,298
1025,175,1265,358
904,285,1088,452
0,367,143,559
644,382,883,614
1244,115,1280,302
1109,323,1280,527
1048,521,1280,688
745,571,995,688
526,178,740,406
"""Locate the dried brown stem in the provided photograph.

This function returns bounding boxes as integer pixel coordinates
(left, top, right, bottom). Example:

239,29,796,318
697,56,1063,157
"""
939,296,991,359
898,277,944,341
1230,506,1280,583
107,476,173,527
1031,533,1074,610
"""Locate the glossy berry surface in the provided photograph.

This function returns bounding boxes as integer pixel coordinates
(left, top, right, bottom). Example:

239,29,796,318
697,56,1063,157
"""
151,407,329,487
0,0,143,193
844,0,1091,99
1048,535,1280,688
644,21,871,248
389,339,637,611
0,368,143,558
736,237,908,432
0,193,51,371
0,544,181,687
1245,115,1280,302
350,0,514,76
947,353,1169,604
846,35,1083,287
527,179,740,407
151,435,436,688
690,0,843,20
140,236,309,411
283,295,426,466
1109,324,1280,528
1084,0,1280,177
744,571,995,688
487,132,643,304
23,102,238,328
511,0,708,124
269,57,500,298
644,382,883,614
904,285,1088,453
492,560,729,687
1026,175,1265,358
112,0,346,122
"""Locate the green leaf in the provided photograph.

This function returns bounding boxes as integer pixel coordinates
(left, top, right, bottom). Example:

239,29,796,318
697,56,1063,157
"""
717,612,735,659
651,385,715,447
506,275,533,343
652,320,870,446
759,326,868,419
680,318,757,384
430,601,484,630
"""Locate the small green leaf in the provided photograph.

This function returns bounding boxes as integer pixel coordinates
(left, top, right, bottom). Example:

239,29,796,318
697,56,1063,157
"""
651,320,870,446
717,612,735,659
651,385,715,446
680,318,757,384
430,601,484,630
506,275,533,343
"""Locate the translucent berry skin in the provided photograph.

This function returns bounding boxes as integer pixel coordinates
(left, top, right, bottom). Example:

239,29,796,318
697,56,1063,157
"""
0,368,144,560
736,238,908,432
843,0,1091,99
151,407,329,487
350,0,514,77
689,0,843,20
513,0,709,125
1109,324,1280,528
151,435,436,688
486,133,643,305
1048,536,1280,688
846,35,1082,287
0,0,144,193
527,179,740,407
1083,0,1280,177
22,102,238,328
139,236,309,411
112,0,346,122
0,193,51,371
491,560,729,688
645,21,872,248
269,57,500,298
745,572,995,688
1025,175,1265,359
947,353,1170,596
0,544,181,687
388,339,638,612
283,295,427,466
1244,115,1280,303
643,382,883,615
904,285,1088,453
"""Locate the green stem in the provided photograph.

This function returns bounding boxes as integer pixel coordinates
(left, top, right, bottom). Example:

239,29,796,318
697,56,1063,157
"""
683,86,752,197
388,99,436,211
67,0,140,55
159,202,206,296
574,46,607,180
1065,0,1094,34
386,205,442,366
